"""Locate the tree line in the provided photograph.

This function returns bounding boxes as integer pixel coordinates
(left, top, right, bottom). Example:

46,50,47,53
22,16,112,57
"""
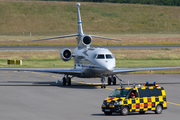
41,0,180,6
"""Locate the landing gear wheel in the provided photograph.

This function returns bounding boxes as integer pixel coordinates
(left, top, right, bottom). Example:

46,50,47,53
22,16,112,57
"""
155,105,162,114
63,77,66,86
108,77,111,85
67,77,71,86
101,75,106,88
104,112,112,115
120,106,129,116
113,77,116,85
101,84,106,88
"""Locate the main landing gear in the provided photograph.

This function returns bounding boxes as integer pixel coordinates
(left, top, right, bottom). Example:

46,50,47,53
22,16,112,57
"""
107,76,116,85
56,75,72,86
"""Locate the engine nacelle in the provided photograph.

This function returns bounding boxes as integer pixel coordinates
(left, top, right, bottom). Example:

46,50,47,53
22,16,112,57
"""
60,48,72,62
80,35,92,47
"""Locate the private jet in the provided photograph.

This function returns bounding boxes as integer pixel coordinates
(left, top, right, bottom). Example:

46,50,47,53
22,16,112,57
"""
1,3,180,88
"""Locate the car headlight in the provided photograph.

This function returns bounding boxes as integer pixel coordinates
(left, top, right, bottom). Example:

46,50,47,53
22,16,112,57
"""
114,101,122,105
102,101,106,105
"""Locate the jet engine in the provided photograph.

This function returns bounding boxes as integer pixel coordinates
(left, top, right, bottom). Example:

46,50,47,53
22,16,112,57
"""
60,48,72,61
79,35,92,47
82,35,92,46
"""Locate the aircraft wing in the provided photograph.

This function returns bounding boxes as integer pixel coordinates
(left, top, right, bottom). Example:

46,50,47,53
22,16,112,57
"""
0,68,81,75
113,67,180,74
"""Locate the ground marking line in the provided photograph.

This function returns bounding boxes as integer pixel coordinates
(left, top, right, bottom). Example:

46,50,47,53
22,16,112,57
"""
19,76,28,77
31,72,50,76
167,102,180,106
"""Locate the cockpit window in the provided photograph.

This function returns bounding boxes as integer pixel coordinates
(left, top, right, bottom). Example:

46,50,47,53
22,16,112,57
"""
106,54,114,59
96,54,105,59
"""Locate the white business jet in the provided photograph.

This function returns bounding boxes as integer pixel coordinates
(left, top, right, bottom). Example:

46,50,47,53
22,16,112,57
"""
0,3,180,88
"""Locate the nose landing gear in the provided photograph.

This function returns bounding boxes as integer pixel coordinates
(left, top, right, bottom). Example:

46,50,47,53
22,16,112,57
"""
101,75,106,88
100,75,125,88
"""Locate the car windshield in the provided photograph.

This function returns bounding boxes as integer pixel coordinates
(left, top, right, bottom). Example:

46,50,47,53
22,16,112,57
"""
96,54,105,59
109,89,130,97
106,54,114,59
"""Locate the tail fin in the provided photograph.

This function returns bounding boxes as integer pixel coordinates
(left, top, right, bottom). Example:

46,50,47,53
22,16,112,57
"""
32,3,121,42
76,3,83,36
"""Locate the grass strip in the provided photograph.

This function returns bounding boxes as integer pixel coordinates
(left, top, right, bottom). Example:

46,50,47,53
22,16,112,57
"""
0,49,180,74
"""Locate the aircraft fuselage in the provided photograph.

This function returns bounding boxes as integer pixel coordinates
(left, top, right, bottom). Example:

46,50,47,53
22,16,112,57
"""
73,47,116,78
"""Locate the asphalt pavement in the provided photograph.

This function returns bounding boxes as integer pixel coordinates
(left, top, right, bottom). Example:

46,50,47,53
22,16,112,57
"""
0,71,179,120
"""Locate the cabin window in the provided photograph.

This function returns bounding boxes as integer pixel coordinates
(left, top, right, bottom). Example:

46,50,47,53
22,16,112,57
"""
96,54,105,59
106,54,114,59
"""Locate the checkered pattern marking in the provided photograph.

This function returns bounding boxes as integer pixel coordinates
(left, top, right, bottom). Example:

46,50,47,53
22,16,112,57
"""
102,86,167,113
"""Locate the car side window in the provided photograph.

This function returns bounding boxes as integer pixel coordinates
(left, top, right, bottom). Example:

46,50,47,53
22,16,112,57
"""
128,90,138,98
149,88,162,96
138,88,151,97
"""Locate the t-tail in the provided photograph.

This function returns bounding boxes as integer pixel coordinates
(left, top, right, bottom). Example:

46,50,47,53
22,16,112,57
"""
77,3,83,36
32,3,121,48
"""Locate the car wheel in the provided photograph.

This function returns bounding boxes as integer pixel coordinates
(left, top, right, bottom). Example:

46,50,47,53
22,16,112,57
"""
120,106,129,115
155,104,162,114
104,112,112,115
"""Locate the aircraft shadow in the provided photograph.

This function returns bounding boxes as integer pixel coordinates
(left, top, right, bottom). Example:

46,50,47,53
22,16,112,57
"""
0,81,99,89
0,81,180,89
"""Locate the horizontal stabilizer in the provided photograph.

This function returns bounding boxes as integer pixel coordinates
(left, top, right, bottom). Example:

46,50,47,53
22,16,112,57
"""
32,34,78,42
91,35,121,41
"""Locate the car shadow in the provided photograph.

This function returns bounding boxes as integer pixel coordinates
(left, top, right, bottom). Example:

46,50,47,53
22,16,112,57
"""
92,112,155,116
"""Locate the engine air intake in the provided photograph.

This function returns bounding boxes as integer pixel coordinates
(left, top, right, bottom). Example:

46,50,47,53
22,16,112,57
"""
82,35,92,46
60,48,72,61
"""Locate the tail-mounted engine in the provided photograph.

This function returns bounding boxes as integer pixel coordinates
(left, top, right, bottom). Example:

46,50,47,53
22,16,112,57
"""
78,35,92,48
60,48,72,61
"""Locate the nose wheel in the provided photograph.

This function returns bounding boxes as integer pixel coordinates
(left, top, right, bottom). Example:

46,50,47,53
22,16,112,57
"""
101,75,106,88
101,84,106,88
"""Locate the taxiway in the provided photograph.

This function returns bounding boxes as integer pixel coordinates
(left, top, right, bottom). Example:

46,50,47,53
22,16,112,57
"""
0,71,179,120
1,45,180,51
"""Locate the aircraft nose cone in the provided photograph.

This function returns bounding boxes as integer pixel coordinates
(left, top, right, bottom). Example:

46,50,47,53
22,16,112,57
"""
105,66,114,71
104,63,114,72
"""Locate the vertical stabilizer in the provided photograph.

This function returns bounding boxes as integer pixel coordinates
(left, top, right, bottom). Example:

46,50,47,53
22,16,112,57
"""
32,3,121,43
76,3,83,36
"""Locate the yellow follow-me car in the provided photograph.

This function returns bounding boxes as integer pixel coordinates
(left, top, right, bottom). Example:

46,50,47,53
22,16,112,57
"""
101,82,167,115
